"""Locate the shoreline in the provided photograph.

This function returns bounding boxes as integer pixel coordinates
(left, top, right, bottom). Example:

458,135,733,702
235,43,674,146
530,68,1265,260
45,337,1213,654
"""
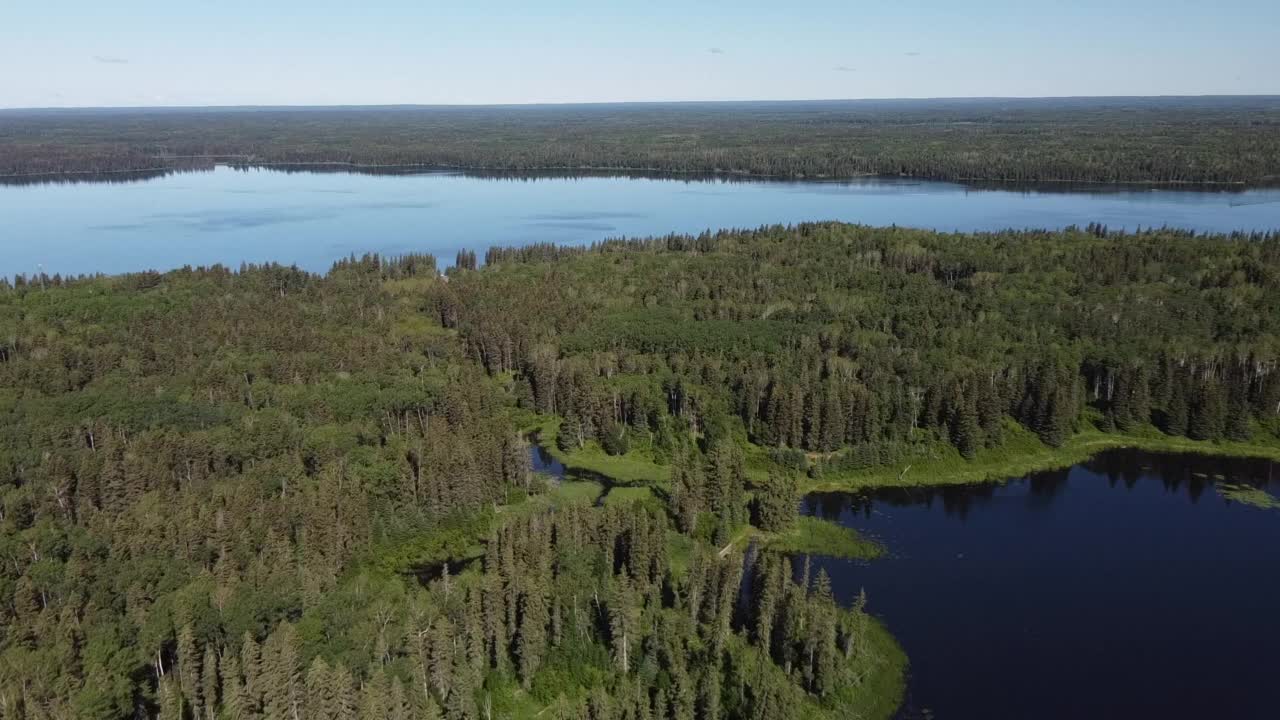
802,429,1280,495
527,413,1280,497
1,161,1272,190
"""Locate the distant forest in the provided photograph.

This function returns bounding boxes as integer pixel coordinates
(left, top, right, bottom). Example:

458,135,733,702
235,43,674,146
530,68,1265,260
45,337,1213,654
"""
3,96,1280,185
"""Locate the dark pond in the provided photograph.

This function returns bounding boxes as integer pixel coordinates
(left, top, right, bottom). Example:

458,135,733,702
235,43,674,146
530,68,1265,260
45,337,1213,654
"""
529,441,567,478
3,166,1279,277
801,449,1280,720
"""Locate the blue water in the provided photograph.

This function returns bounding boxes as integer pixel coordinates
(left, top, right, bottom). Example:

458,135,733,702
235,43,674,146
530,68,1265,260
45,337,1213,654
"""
802,450,1280,720
3,167,1279,277
530,442,567,478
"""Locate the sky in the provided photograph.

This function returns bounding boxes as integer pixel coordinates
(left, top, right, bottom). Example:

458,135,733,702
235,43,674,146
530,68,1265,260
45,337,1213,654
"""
2,0,1277,108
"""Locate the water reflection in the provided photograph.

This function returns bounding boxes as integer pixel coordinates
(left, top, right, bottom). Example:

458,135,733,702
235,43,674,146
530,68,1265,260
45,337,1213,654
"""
808,450,1276,523
529,441,567,478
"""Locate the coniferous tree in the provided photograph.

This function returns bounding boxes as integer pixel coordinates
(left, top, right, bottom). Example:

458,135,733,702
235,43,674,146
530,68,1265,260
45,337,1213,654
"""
949,387,981,459
753,470,798,533
305,656,335,719
262,622,303,720
201,644,219,720
1164,379,1190,436
1226,386,1253,441
387,677,413,720
517,584,549,688
609,571,640,675
239,632,265,719
177,623,202,714
220,649,243,720
1190,381,1226,441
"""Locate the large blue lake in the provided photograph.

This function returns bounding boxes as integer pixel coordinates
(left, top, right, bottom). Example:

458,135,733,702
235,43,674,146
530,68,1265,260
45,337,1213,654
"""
2,167,1279,277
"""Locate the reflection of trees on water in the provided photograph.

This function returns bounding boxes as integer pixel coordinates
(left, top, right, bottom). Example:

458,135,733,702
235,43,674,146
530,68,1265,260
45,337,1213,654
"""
1026,467,1070,508
804,482,1005,522
0,168,184,187
1088,448,1276,495
804,450,1278,524
804,492,859,522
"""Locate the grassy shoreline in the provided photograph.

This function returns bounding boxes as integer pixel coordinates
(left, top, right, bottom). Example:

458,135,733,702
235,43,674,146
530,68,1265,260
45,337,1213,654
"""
522,415,671,486
804,424,1280,494
754,516,885,560
528,410,1279,496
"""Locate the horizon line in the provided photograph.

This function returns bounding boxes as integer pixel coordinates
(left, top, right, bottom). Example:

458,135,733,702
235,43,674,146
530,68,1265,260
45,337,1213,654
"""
4,93,1280,113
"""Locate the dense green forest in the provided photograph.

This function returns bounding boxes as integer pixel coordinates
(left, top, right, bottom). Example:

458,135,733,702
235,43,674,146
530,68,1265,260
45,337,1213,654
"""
444,224,1280,481
5,221,1280,720
3,97,1280,185
0,255,900,720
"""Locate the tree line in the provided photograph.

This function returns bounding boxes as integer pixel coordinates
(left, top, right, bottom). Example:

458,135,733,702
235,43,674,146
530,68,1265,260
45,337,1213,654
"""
4,97,1280,185
440,223,1280,473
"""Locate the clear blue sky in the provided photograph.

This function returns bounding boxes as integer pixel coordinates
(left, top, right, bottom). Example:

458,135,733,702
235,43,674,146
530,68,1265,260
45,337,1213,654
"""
3,0,1276,108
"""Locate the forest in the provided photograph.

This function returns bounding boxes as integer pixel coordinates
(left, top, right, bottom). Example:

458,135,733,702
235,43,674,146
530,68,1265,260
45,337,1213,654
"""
446,223,1280,480
3,97,1280,185
4,221,1280,720
0,253,900,720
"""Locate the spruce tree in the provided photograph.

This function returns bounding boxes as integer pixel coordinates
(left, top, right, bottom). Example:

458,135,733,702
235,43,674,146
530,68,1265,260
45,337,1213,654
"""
201,644,219,719
262,622,303,720
1189,381,1226,441
176,624,202,714
219,649,243,720
239,631,264,719
753,470,798,533
517,586,548,688
949,389,981,459
1225,387,1253,441
1165,379,1190,436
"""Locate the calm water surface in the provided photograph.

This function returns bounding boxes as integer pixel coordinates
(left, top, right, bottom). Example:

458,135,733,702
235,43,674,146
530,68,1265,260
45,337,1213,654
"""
3,167,1279,276
803,450,1280,720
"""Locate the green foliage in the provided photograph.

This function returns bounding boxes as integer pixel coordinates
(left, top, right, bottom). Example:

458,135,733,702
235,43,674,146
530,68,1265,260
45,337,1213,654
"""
752,470,799,533
1216,483,1280,511
563,308,804,355
6,98,1280,185
758,516,884,561
10,218,1280,720
447,223,1280,479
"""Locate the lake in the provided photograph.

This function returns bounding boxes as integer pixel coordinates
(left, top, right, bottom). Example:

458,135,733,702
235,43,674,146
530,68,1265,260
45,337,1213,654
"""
802,449,1280,720
3,167,1279,278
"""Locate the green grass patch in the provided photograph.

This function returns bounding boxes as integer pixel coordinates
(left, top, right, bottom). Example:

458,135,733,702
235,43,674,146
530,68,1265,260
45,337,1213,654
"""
806,420,1280,493
364,512,490,577
526,415,670,486
499,481,605,519
552,480,606,507
664,530,697,578
600,485,655,508
1217,483,1280,511
759,516,884,560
